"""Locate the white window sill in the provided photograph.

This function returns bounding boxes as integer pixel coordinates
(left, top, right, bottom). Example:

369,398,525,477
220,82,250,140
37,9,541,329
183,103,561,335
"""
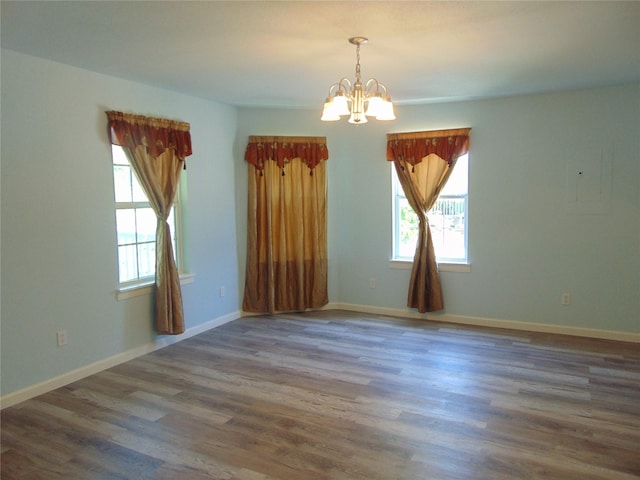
389,259,471,273
116,273,195,301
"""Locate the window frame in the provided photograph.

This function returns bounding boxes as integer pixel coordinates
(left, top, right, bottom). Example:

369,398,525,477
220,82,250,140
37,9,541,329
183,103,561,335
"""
111,145,190,297
390,154,471,272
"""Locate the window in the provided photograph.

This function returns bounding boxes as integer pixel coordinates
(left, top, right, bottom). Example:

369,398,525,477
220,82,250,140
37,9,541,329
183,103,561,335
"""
112,145,181,286
392,153,468,264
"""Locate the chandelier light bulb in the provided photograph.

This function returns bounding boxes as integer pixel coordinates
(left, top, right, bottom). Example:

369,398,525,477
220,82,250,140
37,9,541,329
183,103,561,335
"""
365,94,384,118
376,97,396,121
320,99,340,121
332,93,350,116
348,111,368,124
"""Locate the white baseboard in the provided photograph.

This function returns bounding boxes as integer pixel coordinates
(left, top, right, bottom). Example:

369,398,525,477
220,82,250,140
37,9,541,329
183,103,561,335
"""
4,305,637,409
0,310,240,410
325,302,640,343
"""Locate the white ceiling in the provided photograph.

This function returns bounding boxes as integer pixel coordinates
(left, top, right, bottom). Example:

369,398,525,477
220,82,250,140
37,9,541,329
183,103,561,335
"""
2,1,639,109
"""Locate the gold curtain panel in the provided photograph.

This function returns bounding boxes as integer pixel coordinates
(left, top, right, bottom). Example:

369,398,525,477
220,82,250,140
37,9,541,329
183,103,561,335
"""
243,135,329,313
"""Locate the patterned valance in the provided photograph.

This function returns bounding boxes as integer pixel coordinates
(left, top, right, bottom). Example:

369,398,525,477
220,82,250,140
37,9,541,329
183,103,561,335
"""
387,128,470,166
106,111,192,160
245,136,328,172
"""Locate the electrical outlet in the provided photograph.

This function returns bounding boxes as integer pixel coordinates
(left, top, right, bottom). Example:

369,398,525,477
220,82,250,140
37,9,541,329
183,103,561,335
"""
369,277,376,289
56,330,67,347
562,293,571,305
219,286,225,297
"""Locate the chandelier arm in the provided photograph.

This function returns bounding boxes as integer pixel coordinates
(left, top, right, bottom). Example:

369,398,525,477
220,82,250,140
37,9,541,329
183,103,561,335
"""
328,78,353,97
338,78,353,94
364,79,388,96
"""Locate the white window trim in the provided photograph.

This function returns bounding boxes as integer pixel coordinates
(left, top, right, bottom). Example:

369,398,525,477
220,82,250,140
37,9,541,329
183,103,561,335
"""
391,155,469,267
116,273,195,301
112,144,188,293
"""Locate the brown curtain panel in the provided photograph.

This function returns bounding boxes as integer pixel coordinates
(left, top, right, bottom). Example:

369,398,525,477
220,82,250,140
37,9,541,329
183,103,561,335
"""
387,128,470,313
243,136,329,313
106,111,192,334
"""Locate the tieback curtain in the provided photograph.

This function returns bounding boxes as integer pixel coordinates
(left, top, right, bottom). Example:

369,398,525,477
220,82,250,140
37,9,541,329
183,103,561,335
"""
106,111,192,335
245,136,328,174
243,135,329,313
387,128,471,313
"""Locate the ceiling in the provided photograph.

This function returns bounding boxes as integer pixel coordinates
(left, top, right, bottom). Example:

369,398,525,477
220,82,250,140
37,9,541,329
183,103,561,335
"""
2,1,639,109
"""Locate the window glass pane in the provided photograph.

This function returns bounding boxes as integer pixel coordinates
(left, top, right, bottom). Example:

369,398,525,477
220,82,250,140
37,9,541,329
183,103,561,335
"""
398,198,418,258
131,171,148,202
136,208,157,243
441,216,466,259
438,198,465,230
441,153,468,196
118,244,137,283
137,242,156,278
430,198,466,261
116,209,136,246
112,145,129,165
113,166,132,203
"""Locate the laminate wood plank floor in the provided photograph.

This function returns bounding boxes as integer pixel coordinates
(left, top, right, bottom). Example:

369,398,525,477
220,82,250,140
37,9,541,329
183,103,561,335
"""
2,310,639,479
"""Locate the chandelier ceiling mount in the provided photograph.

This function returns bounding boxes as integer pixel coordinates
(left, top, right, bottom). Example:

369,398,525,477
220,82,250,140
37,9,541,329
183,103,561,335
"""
321,37,396,124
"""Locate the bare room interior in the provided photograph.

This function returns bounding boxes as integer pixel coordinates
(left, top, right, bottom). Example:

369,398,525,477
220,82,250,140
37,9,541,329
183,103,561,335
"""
1,1,639,479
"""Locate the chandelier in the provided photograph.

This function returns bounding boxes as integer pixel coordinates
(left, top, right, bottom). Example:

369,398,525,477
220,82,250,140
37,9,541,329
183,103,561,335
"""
321,37,396,124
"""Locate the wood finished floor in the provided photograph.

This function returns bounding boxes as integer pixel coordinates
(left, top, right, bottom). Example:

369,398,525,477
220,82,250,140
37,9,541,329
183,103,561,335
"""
2,310,639,480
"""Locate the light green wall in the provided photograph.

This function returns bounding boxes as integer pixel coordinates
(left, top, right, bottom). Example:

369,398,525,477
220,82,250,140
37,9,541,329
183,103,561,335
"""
1,49,239,396
237,84,640,334
2,47,638,399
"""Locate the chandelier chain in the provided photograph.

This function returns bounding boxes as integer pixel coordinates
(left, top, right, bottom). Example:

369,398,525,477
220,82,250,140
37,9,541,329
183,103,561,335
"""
355,44,361,83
